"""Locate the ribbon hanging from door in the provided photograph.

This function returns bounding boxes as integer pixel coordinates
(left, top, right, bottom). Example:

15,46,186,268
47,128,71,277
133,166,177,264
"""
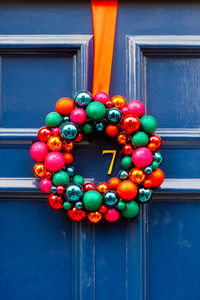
91,0,118,95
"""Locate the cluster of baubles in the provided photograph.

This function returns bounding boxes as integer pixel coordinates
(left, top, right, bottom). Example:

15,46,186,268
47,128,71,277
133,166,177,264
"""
30,91,164,223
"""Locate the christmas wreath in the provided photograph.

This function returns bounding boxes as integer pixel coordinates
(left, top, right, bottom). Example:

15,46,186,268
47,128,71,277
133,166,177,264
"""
30,91,164,223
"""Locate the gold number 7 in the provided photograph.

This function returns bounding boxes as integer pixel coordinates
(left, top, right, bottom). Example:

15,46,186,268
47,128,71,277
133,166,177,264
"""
102,150,117,175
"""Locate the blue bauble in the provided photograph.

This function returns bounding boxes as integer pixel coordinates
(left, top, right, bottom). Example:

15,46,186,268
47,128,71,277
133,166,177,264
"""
107,108,121,123
76,201,83,209
66,184,83,202
74,90,92,109
61,122,78,140
51,186,57,194
153,152,163,165
138,188,152,203
118,170,129,180
145,166,153,174
95,122,104,131
66,166,76,178
103,191,118,206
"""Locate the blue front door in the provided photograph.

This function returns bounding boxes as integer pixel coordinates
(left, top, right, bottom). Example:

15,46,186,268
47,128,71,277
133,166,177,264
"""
0,2,200,300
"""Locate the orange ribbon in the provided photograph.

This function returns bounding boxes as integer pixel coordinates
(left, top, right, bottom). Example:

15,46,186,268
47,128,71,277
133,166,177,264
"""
91,0,118,96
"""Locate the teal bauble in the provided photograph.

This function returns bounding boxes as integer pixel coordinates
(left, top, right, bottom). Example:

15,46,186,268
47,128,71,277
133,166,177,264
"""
121,156,133,169
95,122,104,131
51,186,57,194
63,201,72,210
152,161,159,170
74,91,92,109
73,175,84,186
145,166,153,174
75,201,83,209
86,102,106,121
45,112,62,127
53,171,70,186
140,115,157,134
66,166,75,178
131,131,149,147
82,122,93,135
117,201,126,210
138,188,152,203
118,170,129,180
121,200,139,218
61,122,79,140
153,152,163,165
107,108,121,123
103,191,118,206
83,190,102,210
66,184,83,202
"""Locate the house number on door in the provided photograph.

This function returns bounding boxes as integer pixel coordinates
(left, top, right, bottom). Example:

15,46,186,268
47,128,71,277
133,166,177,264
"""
102,150,117,175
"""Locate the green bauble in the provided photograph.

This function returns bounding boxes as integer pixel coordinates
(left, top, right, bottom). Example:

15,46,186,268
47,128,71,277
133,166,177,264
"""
152,161,159,170
82,122,93,135
63,201,72,210
83,190,102,210
86,102,106,121
131,131,149,147
72,175,84,186
117,201,126,210
121,200,139,219
121,156,133,169
53,171,70,186
140,115,157,134
45,112,62,127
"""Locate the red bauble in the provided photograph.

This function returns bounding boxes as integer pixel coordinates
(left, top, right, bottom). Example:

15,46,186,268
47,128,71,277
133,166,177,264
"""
117,133,128,145
105,100,113,108
63,141,74,152
122,115,140,134
48,194,63,210
45,171,52,179
108,177,121,190
87,212,102,223
68,207,86,221
56,185,65,194
38,127,52,142
74,133,83,143
96,182,108,194
63,152,73,165
84,182,96,191
105,125,119,137
122,143,134,155
149,135,162,149
99,205,108,214
147,168,164,188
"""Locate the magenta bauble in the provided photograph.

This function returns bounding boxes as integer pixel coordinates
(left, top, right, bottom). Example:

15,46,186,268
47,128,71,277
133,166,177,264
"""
127,100,145,118
104,208,120,222
44,152,65,172
120,107,129,115
94,92,110,105
132,147,153,168
52,128,61,136
40,178,52,193
30,142,48,162
70,108,87,125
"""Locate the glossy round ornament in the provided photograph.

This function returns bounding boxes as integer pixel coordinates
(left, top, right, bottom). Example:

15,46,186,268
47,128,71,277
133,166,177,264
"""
83,190,102,210
117,133,128,145
45,112,62,128
132,147,153,168
66,166,75,178
122,115,140,134
122,143,134,156
153,152,163,165
66,184,83,202
61,122,79,140
30,142,48,162
87,211,103,223
51,186,57,194
53,171,70,186
145,166,153,174
48,194,63,210
126,100,145,118
138,188,152,203
104,208,120,222
99,205,108,214
121,200,139,219
143,179,152,188
63,201,72,210
108,177,121,190
33,163,46,178
121,156,133,169
140,115,157,134
117,180,137,201
129,168,146,184
152,161,159,170
72,175,84,186
38,127,51,142
45,171,52,180
96,182,108,194
70,108,87,125
103,191,118,206
47,136,63,151
118,170,129,180
76,201,83,210
86,101,106,121
63,152,73,165
149,135,162,149
94,92,109,105
147,168,164,188
74,133,83,143
131,131,149,147
56,185,65,194
82,122,93,135
117,200,126,210
74,90,92,108
107,108,121,123
83,182,96,191
63,140,74,152
105,125,119,137
40,178,52,194
68,207,86,221
95,122,104,131
44,152,65,172
111,95,126,109
55,97,75,116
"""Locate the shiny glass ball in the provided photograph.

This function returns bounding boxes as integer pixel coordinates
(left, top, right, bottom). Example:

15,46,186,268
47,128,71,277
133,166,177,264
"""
33,163,46,178
117,133,128,145
103,191,118,206
74,90,92,108
63,201,72,210
118,170,129,180
68,207,86,221
38,127,51,142
145,166,153,174
138,188,152,203
66,184,83,202
153,152,163,165
63,116,70,123
122,115,140,134
122,143,134,156
63,140,74,152
111,95,126,109
117,200,126,210
95,122,104,131
66,166,76,177
76,201,83,210
61,122,79,140
47,136,63,151
107,108,121,123
129,168,146,184
152,161,159,170
51,186,57,194
87,211,103,223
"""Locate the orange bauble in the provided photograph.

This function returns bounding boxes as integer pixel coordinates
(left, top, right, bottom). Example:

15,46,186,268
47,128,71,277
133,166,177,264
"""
87,212,102,223
143,179,152,188
55,97,75,116
105,125,119,137
148,143,157,152
33,163,46,178
108,177,121,190
117,133,128,145
63,152,73,165
147,168,164,187
129,168,146,184
111,95,126,109
96,182,108,194
47,136,63,151
99,205,108,214
117,180,137,201
63,140,74,152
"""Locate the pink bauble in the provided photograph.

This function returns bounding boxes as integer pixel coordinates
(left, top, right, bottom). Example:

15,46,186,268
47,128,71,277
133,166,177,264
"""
30,142,48,162
121,107,129,115
44,152,65,172
70,108,86,125
132,147,153,168
94,92,110,105
104,208,120,222
127,100,145,118
40,178,52,194
52,128,61,136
